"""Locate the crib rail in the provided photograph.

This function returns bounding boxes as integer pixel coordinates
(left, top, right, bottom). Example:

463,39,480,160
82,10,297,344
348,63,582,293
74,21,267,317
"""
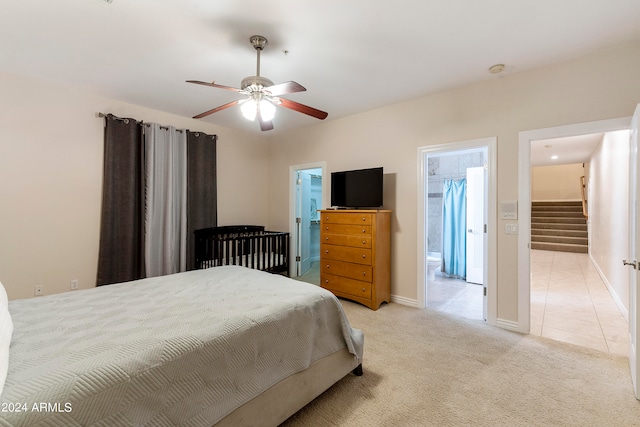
194,226,290,275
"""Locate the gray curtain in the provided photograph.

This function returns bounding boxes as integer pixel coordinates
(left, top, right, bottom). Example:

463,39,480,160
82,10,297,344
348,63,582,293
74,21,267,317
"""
97,115,145,286
187,131,218,270
144,123,188,277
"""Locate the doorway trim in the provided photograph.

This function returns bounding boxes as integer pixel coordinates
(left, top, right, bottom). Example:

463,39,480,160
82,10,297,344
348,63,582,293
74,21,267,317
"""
417,137,497,325
517,117,631,333
289,161,327,277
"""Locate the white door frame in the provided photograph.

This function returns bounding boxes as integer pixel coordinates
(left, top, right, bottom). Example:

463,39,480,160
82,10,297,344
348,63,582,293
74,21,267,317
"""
289,161,327,277
517,117,631,334
629,105,640,398
417,137,497,326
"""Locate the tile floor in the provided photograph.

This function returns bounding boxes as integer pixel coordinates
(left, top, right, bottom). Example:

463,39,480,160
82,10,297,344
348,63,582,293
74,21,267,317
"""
427,274,485,321
428,249,629,356
295,261,320,285
529,249,628,356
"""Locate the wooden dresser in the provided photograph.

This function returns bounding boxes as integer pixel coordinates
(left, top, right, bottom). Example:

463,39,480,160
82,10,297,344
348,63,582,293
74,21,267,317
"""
319,209,391,310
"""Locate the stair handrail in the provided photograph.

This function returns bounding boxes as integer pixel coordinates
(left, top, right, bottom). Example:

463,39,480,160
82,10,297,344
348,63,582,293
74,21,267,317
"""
580,176,588,219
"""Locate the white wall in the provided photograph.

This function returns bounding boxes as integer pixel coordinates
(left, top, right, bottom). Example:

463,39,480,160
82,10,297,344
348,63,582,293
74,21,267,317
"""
0,71,268,300
531,163,585,201
589,130,631,315
266,40,640,324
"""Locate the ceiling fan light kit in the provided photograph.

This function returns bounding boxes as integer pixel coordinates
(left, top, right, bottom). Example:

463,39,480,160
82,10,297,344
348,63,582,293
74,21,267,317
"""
187,35,328,131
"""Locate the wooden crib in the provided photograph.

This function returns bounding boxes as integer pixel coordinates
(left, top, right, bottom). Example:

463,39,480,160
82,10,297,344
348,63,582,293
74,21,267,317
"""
194,226,290,275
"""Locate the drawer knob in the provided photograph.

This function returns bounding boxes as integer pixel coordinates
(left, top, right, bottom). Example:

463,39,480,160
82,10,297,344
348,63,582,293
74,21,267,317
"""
362,272,366,276
325,237,329,241
362,229,366,233
325,249,329,253
362,254,366,259
325,279,329,284
362,240,366,245
362,217,366,221
326,265,330,268
362,288,366,292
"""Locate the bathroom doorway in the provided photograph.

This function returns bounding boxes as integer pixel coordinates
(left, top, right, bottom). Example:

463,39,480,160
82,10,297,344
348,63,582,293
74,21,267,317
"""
418,138,497,323
289,162,326,284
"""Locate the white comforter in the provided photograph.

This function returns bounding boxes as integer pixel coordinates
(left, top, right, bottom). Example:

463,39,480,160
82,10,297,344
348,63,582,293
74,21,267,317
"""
0,266,363,426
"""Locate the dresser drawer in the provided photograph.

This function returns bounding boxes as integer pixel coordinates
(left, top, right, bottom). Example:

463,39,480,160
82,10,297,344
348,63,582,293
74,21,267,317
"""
321,273,372,299
321,259,373,282
322,234,371,248
321,244,372,265
322,224,371,236
321,212,372,225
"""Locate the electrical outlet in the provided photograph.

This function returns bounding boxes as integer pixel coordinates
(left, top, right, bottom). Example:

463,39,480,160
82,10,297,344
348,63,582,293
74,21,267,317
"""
34,285,43,296
70,279,79,290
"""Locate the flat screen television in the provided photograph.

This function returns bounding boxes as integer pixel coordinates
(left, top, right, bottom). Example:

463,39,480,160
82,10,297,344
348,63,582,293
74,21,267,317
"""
331,167,383,208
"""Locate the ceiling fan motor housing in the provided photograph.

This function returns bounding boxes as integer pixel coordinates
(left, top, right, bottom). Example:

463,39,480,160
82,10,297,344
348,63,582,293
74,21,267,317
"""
241,76,275,92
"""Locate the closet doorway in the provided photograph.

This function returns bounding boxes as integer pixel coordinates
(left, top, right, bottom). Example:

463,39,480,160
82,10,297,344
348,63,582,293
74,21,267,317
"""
289,162,327,284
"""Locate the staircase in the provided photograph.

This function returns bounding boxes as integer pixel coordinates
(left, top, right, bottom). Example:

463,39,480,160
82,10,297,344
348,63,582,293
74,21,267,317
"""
531,201,588,253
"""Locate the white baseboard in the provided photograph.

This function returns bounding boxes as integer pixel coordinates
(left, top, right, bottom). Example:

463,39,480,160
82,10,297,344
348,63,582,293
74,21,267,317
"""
390,294,418,308
589,254,629,320
495,318,522,332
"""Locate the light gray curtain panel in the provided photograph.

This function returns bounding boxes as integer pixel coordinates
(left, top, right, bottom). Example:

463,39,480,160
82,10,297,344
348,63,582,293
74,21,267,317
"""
144,123,188,278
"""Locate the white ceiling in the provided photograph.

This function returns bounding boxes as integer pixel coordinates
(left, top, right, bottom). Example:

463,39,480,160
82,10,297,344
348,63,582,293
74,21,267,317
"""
530,133,604,167
1,0,640,138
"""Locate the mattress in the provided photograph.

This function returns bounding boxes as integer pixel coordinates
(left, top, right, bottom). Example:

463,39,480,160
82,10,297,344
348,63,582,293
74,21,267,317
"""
0,266,363,426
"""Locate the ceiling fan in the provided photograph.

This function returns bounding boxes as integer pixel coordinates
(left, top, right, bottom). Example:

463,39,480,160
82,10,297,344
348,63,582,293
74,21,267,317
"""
187,35,328,131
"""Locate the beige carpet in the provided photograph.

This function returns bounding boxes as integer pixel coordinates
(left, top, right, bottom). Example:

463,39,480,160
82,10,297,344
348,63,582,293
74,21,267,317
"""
281,300,640,426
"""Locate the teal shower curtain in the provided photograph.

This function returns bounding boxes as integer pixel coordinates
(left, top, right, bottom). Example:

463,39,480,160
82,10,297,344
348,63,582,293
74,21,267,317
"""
442,178,466,278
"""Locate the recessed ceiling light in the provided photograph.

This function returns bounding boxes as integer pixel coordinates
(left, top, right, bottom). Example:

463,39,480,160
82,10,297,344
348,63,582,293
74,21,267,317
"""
488,64,505,74
551,155,559,160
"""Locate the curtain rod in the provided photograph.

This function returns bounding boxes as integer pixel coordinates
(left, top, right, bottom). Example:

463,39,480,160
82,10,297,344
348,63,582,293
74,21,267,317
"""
96,112,216,138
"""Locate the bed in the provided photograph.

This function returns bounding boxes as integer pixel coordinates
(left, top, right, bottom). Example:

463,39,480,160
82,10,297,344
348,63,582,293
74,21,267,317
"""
194,226,290,275
0,266,363,426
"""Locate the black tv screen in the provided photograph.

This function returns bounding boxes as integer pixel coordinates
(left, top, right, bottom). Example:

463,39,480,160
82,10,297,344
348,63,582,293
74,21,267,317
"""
331,167,383,208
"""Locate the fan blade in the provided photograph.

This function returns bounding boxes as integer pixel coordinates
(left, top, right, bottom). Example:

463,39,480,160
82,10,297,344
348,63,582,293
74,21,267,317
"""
258,115,274,131
265,81,306,96
278,98,328,120
193,99,242,119
186,80,243,93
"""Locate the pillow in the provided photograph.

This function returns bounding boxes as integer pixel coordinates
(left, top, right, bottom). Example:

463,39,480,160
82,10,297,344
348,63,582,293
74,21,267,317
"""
0,281,13,398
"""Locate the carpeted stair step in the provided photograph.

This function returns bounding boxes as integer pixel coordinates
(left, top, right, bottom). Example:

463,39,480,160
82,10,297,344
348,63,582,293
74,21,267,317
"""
531,228,587,238
531,242,588,253
531,235,588,246
532,210,585,218
531,222,587,231
532,216,587,224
